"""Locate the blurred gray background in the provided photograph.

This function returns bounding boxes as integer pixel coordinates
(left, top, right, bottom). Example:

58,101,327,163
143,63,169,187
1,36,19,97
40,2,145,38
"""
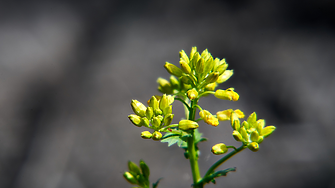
1,0,335,188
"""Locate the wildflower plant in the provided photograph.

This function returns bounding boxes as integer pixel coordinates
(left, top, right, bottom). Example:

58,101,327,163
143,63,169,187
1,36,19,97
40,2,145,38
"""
124,47,276,188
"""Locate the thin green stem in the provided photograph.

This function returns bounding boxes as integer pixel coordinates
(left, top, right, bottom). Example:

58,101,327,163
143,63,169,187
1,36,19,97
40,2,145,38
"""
187,100,202,187
203,144,246,179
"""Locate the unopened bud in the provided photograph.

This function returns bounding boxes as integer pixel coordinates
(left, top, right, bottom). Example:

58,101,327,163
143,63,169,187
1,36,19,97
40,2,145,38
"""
141,131,152,139
248,142,259,152
123,171,137,184
152,131,162,141
211,143,228,155
128,114,142,127
163,113,174,126
217,70,233,84
131,100,147,117
164,62,183,77
180,60,192,74
205,82,217,91
204,72,220,84
261,126,276,137
216,109,233,121
214,88,239,101
178,120,199,130
232,130,243,142
187,88,198,100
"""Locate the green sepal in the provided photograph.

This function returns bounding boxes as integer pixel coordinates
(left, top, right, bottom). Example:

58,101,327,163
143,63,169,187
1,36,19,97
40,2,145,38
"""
152,178,163,188
140,160,150,180
164,62,183,77
128,161,141,176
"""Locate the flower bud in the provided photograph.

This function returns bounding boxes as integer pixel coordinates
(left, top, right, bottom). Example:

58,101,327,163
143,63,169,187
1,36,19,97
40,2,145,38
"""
191,52,201,69
195,58,205,74
214,88,239,101
141,117,150,127
146,107,154,120
162,105,172,116
199,110,219,126
152,116,161,128
178,120,199,130
131,100,147,117
261,125,276,137
187,88,198,100
189,47,197,63
128,114,142,127
141,131,152,139
240,126,249,142
232,119,240,131
250,130,259,142
152,131,162,141
128,161,141,175
179,50,189,64
211,143,228,155
248,142,259,152
163,113,174,126
157,77,172,94
204,72,220,84
217,70,233,84
215,63,228,75
159,94,169,111
123,171,137,184
164,62,183,77
216,109,233,121
232,130,243,142
234,109,245,118
180,60,192,74
205,82,217,91
170,75,180,90
247,112,257,124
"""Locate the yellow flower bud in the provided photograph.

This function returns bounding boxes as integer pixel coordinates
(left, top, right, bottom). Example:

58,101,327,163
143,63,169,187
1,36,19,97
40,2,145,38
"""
248,142,259,152
146,107,154,120
163,113,174,126
141,117,150,127
170,75,180,90
217,70,233,84
189,47,197,63
250,130,259,142
216,109,233,121
159,94,169,111
204,72,220,84
178,120,199,130
232,130,243,142
232,119,240,131
215,63,228,75
152,116,161,128
211,143,228,155
205,82,217,91
157,77,172,94
180,60,191,74
195,58,205,74
131,100,147,117
141,131,152,139
179,50,190,64
128,114,142,127
199,110,219,126
240,126,249,143
152,131,162,141
234,109,245,118
187,88,198,100
261,126,276,137
164,62,183,77
214,88,239,101
123,171,137,184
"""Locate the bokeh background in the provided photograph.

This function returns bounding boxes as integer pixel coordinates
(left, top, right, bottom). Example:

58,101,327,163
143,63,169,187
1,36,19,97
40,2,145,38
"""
1,0,335,188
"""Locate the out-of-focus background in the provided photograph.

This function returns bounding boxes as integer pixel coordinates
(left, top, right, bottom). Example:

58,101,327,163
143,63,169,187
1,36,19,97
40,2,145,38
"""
1,0,335,188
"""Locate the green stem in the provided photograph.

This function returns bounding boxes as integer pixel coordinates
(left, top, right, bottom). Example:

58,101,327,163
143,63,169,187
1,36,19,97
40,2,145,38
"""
203,144,246,179
187,100,202,187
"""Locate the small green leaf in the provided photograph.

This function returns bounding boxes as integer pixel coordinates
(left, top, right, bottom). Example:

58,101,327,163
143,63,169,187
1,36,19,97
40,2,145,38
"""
202,167,236,184
152,178,163,188
194,129,207,144
161,135,186,147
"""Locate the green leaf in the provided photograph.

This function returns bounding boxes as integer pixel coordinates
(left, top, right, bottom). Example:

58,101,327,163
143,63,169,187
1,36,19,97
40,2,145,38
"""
194,129,207,144
202,167,236,184
152,178,163,188
161,135,186,147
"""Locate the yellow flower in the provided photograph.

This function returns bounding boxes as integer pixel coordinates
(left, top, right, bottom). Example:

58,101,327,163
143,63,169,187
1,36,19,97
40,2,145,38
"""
199,110,219,126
